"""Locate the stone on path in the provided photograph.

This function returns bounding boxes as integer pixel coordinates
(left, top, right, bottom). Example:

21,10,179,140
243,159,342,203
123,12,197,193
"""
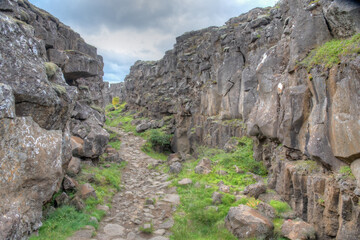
154,229,166,235
150,237,169,240
67,225,95,240
103,223,125,237
169,162,182,174
162,194,180,205
159,218,174,229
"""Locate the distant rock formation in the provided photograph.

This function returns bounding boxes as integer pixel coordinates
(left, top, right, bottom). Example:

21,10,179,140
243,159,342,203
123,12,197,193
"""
0,0,108,238
121,0,360,238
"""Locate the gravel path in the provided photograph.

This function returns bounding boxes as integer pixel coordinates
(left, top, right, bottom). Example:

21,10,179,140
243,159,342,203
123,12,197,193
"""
70,128,178,240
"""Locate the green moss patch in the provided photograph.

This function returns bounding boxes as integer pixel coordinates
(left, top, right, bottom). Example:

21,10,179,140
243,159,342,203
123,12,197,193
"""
300,33,360,70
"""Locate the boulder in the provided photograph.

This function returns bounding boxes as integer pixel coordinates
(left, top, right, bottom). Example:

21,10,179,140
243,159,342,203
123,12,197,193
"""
225,205,274,240
243,182,267,199
80,183,97,199
257,202,276,219
350,159,360,188
67,157,81,176
195,158,212,174
55,192,70,207
63,175,79,191
70,196,85,211
169,162,182,174
281,219,316,240
136,122,151,133
212,192,223,205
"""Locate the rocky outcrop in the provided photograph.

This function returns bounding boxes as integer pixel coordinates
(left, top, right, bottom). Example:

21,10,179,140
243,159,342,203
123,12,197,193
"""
123,0,360,170
0,0,108,238
121,0,360,238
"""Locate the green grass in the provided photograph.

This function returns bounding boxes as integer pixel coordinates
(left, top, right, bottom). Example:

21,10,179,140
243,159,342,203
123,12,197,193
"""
300,33,360,70
141,142,169,161
29,206,97,240
169,137,267,240
339,166,355,180
269,200,291,216
32,161,126,239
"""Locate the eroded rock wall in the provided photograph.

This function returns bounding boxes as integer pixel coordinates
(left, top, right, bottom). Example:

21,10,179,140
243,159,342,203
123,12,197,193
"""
0,0,108,238
122,0,360,239
124,0,360,170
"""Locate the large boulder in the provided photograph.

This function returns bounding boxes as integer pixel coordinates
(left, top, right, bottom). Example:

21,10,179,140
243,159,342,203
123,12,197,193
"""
281,219,316,240
225,205,274,240
0,87,63,239
243,182,267,199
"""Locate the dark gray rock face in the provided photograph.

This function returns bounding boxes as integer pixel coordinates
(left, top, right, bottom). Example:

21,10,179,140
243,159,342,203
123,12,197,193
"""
0,1,108,238
123,0,360,169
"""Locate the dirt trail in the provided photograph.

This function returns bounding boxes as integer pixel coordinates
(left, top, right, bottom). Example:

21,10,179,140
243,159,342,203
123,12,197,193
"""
71,128,178,240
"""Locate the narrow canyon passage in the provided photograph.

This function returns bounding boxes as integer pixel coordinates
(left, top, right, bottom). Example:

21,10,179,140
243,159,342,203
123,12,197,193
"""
70,127,177,240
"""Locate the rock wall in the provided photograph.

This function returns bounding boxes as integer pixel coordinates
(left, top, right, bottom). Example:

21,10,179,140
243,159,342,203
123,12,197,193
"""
124,0,360,170
108,82,126,104
0,0,108,238
122,0,360,239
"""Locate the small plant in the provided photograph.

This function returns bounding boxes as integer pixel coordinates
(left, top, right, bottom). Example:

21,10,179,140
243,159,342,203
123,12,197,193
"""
44,62,57,79
148,129,172,152
108,140,121,150
246,198,261,209
112,97,120,108
339,166,355,180
269,200,291,216
317,197,325,205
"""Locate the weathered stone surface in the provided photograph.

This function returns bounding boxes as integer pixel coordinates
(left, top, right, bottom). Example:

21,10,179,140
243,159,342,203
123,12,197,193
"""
80,183,97,199
0,116,63,239
136,122,151,133
169,162,182,174
67,157,81,176
225,205,274,240
162,194,180,205
281,219,316,240
0,83,15,119
103,223,125,237
350,159,360,188
63,175,78,191
243,182,267,199
195,158,212,174
55,192,70,207
178,178,193,185
257,202,276,219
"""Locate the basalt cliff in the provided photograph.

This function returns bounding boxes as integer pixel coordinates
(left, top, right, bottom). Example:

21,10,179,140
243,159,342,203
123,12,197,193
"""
0,0,109,239
114,0,360,239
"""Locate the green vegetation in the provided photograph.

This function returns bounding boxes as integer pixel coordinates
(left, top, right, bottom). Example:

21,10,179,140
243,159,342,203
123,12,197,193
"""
294,160,320,174
139,222,154,234
90,105,104,114
112,97,120,107
169,137,267,240
29,206,97,240
51,83,66,95
32,161,126,240
44,62,57,79
269,200,291,216
273,218,286,239
148,129,172,152
339,166,355,180
300,33,360,70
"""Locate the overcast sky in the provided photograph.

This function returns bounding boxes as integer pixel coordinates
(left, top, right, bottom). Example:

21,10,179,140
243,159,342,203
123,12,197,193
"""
29,0,276,83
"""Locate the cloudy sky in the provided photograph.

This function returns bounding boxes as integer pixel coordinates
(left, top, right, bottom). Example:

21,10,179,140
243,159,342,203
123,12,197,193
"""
29,0,276,83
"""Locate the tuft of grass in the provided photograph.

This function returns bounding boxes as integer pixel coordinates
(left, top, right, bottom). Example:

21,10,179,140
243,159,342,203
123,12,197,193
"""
139,222,154,234
29,206,97,240
90,105,104,114
294,160,320,174
269,200,291,216
273,218,286,239
300,33,360,71
148,129,172,152
338,166,355,180
141,142,169,161
44,62,57,79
